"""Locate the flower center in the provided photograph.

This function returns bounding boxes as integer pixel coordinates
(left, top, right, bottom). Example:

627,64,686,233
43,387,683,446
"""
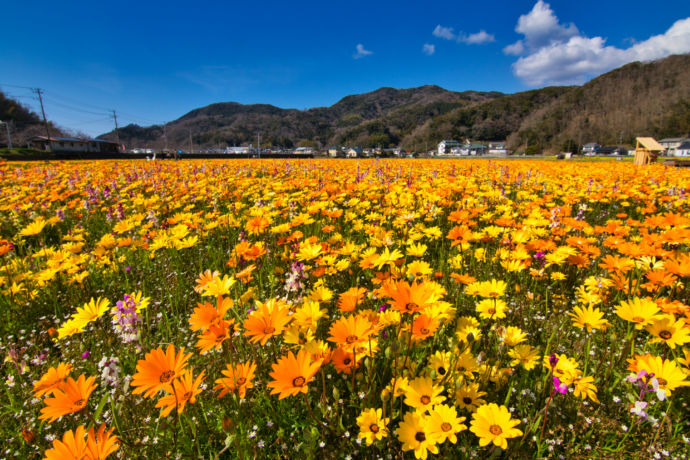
441,422,452,432
292,376,306,387
438,366,446,375
420,395,431,405
659,330,672,340
405,302,419,312
160,370,175,383
343,358,352,365
632,316,644,322
463,397,472,405
657,378,667,386
489,424,502,436
345,335,358,344
183,391,193,400
369,424,379,433
420,328,430,335
73,399,85,408
487,308,496,315
264,326,276,334
415,432,426,442
237,377,247,385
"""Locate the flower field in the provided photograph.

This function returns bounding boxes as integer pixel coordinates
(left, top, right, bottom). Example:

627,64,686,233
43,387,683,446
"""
1,158,689,459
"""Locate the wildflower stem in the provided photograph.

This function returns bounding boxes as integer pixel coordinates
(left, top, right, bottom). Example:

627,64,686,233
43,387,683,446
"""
583,332,592,375
539,382,555,444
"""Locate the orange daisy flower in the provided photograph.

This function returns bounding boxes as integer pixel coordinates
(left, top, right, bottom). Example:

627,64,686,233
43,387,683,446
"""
337,287,367,312
86,424,120,460
131,344,191,399
43,425,88,459
327,314,374,351
267,349,323,399
382,279,443,314
213,361,257,398
331,347,359,374
194,269,220,293
195,320,235,354
189,296,233,332
411,314,439,341
33,362,73,398
155,370,205,417
242,298,292,346
39,374,97,422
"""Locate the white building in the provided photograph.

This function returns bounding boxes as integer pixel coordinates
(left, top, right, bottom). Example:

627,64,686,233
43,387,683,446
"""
437,139,461,155
675,141,690,157
659,138,690,156
488,142,507,155
224,146,250,154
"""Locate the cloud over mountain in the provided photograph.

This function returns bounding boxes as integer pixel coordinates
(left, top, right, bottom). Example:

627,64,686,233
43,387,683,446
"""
506,1,690,86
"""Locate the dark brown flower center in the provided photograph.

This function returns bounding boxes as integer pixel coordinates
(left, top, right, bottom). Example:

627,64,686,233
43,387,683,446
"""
183,391,193,400
264,326,276,334
160,370,175,383
292,376,306,387
659,330,672,340
463,397,472,405
489,424,502,435
420,328,430,335
657,378,667,386
345,335,358,344
487,308,496,315
441,422,452,432
405,302,419,312
632,316,644,322
343,358,352,365
420,395,431,405
415,432,426,442
370,424,379,433
438,366,446,375
73,399,85,408
237,377,247,385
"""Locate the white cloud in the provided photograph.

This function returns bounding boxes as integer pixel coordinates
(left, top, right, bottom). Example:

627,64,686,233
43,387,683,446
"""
422,43,435,55
433,25,456,40
353,44,373,59
506,1,690,86
503,41,525,55
459,30,495,45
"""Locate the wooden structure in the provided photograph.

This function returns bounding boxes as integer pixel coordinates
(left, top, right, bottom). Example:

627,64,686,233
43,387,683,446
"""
633,137,664,166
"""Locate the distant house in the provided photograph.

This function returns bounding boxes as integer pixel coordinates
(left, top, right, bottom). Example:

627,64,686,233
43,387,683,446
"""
459,143,487,156
596,145,628,155
437,139,461,155
659,137,690,155
675,141,690,157
488,142,507,155
29,136,122,154
328,146,343,157
582,143,600,155
346,147,363,158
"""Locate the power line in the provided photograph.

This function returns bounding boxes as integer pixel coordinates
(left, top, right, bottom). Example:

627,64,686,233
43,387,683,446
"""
42,96,110,117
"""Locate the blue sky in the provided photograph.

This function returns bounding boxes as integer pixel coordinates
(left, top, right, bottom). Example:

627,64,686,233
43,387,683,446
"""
2,0,689,136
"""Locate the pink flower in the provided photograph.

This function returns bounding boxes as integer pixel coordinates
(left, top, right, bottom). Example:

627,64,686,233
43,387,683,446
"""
553,376,567,394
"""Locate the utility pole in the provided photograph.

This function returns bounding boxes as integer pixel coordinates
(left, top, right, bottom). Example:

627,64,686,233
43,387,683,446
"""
112,110,121,149
34,88,51,148
0,121,11,149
